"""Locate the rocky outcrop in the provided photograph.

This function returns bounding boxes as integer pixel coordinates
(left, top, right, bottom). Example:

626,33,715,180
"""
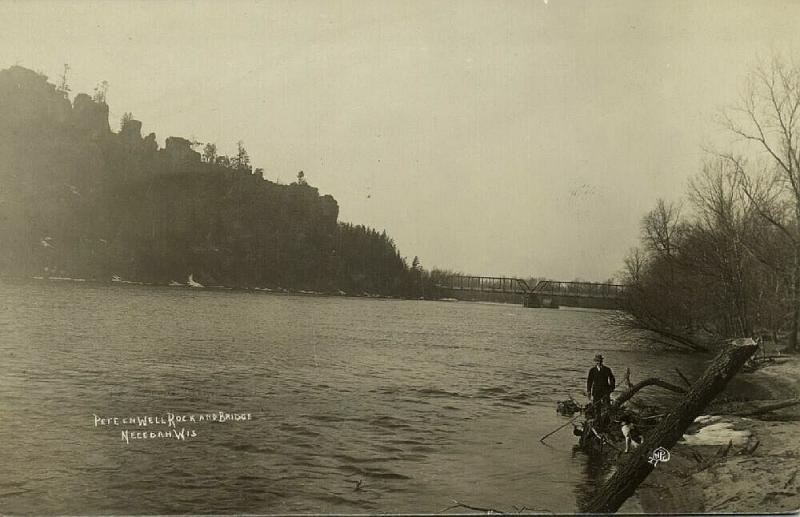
71,93,111,136
320,194,340,231
163,136,201,171
143,132,158,154
120,119,143,140
0,66,71,133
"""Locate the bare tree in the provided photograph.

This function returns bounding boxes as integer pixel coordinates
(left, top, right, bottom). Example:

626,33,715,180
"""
687,159,758,337
641,199,684,258
721,56,800,352
619,200,707,350
622,247,647,285
640,198,688,312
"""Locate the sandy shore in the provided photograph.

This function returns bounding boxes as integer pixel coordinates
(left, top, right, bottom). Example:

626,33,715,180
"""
630,356,800,514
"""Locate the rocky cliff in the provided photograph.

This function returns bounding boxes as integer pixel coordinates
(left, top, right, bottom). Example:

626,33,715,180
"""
0,66,405,291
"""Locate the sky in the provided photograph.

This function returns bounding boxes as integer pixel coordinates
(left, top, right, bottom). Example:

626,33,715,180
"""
2,0,799,281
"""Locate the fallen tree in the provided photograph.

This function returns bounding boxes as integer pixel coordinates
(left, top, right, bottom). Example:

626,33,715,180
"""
734,398,800,417
581,338,758,513
612,378,687,408
608,311,710,353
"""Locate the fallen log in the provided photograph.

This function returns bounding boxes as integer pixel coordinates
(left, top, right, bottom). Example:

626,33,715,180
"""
582,338,758,514
612,378,687,408
733,398,800,417
753,354,792,361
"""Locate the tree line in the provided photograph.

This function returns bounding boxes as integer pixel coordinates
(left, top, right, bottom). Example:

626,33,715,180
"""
621,57,800,354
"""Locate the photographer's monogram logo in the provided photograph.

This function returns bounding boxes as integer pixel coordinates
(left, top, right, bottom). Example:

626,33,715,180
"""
648,447,671,466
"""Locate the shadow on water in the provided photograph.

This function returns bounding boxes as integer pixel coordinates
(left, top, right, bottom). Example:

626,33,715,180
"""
571,444,616,510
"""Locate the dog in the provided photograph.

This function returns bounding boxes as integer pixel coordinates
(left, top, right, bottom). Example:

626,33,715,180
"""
619,415,642,452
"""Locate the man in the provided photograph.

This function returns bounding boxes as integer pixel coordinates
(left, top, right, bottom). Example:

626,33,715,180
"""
586,353,615,421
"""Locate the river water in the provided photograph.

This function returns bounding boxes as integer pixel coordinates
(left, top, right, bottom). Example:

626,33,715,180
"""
0,280,707,514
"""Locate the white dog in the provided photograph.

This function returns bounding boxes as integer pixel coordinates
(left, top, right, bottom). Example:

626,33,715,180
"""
620,416,642,453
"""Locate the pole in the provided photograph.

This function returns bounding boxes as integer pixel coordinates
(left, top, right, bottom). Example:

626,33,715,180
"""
539,413,581,443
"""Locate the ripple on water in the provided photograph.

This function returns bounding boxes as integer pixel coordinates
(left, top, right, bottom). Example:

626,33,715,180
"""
0,281,710,514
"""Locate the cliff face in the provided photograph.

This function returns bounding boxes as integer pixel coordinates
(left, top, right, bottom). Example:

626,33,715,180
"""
0,66,72,131
0,66,378,289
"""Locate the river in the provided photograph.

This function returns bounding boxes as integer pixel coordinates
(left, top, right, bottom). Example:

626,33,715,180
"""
0,280,707,514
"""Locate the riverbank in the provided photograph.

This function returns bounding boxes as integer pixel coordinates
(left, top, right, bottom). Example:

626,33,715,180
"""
631,356,800,514
20,274,405,300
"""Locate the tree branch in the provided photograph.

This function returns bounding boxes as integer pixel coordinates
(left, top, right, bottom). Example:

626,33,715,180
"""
612,377,688,408
733,398,800,417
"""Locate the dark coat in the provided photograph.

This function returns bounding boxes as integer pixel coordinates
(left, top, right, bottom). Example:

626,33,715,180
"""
587,365,615,400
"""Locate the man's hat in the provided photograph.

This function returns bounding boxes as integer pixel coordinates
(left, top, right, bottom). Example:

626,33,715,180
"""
594,354,604,362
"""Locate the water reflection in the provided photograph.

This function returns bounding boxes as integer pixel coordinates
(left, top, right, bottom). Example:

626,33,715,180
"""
572,444,617,510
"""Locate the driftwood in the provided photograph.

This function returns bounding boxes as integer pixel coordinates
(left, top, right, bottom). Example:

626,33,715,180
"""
733,398,800,417
754,354,792,361
441,499,503,514
440,499,545,515
741,439,760,455
718,439,733,458
581,339,758,514
612,378,687,408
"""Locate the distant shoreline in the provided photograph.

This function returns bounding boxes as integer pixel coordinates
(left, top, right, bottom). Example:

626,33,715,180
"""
5,274,458,303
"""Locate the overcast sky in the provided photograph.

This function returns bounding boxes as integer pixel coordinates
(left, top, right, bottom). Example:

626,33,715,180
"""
3,0,799,280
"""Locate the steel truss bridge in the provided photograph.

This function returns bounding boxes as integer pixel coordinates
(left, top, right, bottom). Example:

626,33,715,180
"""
435,276,627,309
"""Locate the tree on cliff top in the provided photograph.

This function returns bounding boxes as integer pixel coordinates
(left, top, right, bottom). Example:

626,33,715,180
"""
56,64,70,99
202,143,217,163
232,140,251,172
119,112,134,132
92,80,109,104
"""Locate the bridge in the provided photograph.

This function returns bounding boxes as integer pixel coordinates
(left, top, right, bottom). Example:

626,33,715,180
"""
436,276,531,294
435,276,627,310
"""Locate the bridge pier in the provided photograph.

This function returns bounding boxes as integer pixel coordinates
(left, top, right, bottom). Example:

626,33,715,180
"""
525,293,625,310
524,293,559,309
